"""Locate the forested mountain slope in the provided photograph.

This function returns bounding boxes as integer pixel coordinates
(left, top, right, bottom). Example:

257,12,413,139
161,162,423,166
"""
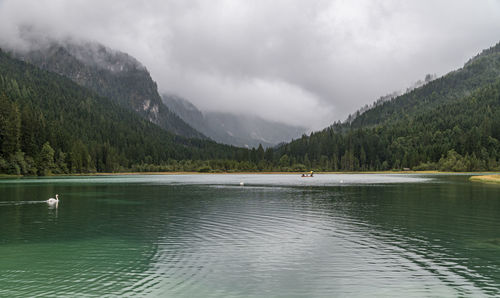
349,42,500,128
275,42,500,172
0,49,247,175
14,41,204,138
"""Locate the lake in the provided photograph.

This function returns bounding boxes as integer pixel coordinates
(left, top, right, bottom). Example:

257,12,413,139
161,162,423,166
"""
1,173,499,297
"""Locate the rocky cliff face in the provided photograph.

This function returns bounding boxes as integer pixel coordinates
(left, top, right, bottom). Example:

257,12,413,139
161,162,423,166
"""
15,41,204,139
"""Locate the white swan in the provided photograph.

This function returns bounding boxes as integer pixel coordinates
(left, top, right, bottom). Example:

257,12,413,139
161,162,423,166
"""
47,194,59,204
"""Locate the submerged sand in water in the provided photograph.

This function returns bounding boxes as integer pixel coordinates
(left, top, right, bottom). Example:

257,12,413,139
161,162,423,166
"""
470,175,500,184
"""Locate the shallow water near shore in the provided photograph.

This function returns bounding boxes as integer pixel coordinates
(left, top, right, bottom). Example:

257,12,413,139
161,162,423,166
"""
1,173,500,297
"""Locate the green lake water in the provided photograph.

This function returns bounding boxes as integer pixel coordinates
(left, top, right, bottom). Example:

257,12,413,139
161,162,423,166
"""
1,174,500,297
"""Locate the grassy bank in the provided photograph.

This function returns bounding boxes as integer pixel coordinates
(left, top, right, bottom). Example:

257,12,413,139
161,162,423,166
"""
0,174,22,179
470,175,500,184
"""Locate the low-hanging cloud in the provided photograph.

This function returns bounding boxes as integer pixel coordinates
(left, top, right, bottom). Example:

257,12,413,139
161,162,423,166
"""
1,0,500,129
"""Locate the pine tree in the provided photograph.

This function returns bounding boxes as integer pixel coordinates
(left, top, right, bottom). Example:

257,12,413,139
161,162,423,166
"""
0,93,20,157
38,142,55,176
20,104,38,156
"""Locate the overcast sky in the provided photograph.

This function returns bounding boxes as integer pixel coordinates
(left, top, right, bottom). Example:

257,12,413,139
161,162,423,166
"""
1,0,500,129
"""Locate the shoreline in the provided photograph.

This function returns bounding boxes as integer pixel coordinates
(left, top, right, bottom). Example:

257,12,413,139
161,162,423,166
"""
64,170,500,176
61,170,442,176
3,171,500,179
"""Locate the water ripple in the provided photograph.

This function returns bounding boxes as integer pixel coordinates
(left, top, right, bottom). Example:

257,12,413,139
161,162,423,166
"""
1,174,499,297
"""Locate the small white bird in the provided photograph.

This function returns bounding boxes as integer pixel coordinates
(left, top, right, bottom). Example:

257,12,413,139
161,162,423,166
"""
47,194,59,204
239,182,244,186
340,180,344,184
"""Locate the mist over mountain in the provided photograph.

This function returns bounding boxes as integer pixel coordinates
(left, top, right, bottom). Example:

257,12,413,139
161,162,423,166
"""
345,73,437,124
347,42,500,129
276,41,500,172
162,94,306,148
11,39,204,138
2,1,499,129
3,35,308,149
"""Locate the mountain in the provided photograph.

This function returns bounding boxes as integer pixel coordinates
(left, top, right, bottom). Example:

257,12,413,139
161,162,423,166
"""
0,48,248,175
274,41,500,172
162,95,206,134
162,94,306,148
12,40,204,138
4,36,499,174
203,112,306,148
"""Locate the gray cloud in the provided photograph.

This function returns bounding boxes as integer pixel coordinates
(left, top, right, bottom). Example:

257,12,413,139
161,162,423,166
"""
1,0,500,129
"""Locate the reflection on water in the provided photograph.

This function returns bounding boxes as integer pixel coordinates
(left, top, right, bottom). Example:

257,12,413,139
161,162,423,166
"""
0,200,59,211
0,174,499,297
0,200,46,206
